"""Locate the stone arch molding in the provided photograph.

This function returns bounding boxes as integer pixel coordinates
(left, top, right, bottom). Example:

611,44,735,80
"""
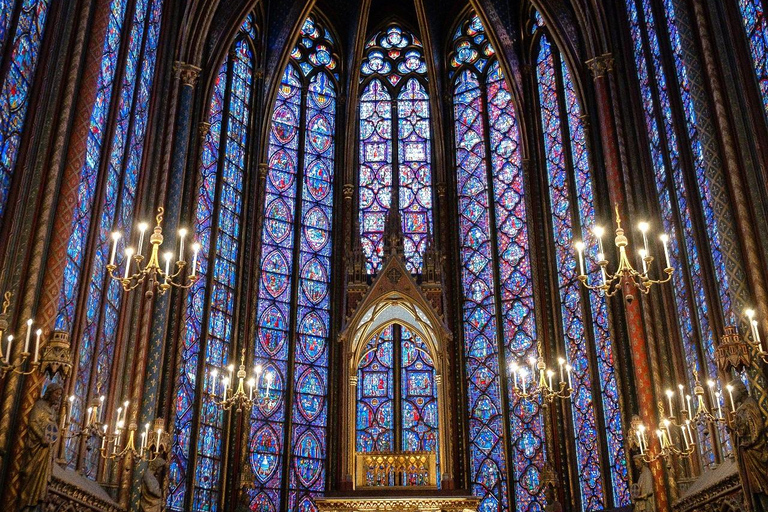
337,254,453,487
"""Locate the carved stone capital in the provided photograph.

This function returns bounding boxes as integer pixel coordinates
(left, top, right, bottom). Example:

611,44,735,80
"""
254,68,264,80
258,162,269,179
174,61,202,86
436,182,447,198
198,121,212,138
586,53,614,79
343,183,355,199
522,158,533,173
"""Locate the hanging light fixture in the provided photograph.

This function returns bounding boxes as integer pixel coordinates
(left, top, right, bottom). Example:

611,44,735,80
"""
574,205,674,303
106,207,200,296
508,339,573,403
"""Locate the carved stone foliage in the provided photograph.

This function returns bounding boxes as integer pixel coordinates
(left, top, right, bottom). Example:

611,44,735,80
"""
672,460,746,512
41,466,122,512
314,496,480,512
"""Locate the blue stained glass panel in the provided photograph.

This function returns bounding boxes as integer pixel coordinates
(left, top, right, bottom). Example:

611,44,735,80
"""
359,79,392,273
453,68,509,512
167,59,227,512
59,0,134,466
288,71,336,512
738,0,768,118
537,35,605,511
0,0,52,221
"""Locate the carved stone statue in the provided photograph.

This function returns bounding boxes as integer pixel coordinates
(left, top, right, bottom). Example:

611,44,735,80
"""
543,483,563,512
139,455,168,512
731,380,768,512
630,456,656,512
20,382,62,511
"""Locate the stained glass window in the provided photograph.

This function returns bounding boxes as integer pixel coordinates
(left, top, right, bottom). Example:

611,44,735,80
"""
167,15,256,512
535,29,630,509
450,14,543,512
56,0,165,477
625,0,738,463
738,0,768,117
249,15,337,512
359,24,433,274
355,324,439,485
0,0,53,222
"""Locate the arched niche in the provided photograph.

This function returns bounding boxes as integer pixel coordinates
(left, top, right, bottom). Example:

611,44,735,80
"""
338,286,453,488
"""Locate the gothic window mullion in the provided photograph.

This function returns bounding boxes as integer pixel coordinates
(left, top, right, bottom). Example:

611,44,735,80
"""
393,323,403,452
476,70,518,512
553,49,618,508
183,50,236,512
71,0,146,474
633,0,709,366
278,80,310,512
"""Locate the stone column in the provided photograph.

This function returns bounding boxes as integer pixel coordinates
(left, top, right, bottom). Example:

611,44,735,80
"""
586,53,670,512
127,61,201,508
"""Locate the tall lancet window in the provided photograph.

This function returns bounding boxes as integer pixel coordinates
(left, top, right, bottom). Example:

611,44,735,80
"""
450,14,545,512
533,20,629,509
0,0,53,221
55,0,165,478
248,15,338,512
624,0,739,463
737,0,768,116
359,23,433,274
167,15,257,512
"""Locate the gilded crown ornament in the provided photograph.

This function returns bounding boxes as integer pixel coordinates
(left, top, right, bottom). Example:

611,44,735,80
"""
575,205,674,303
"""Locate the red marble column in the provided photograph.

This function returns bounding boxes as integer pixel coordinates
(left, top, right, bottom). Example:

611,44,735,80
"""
587,54,670,512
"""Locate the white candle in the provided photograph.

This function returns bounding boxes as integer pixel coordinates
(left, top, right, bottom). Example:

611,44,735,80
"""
752,320,764,352
636,430,644,453
727,384,736,412
686,395,692,418
566,364,573,389
638,222,650,252
716,391,723,419
124,247,135,278
639,249,648,274
5,335,12,363
164,252,172,276
575,241,585,276
110,232,121,265
86,407,93,427
192,243,200,277
228,364,235,384
144,423,150,451
33,329,42,363
99,395,105,422
520,369,527,395
660,234,671,268
681,424,690,450
222,377,229,401
24,319,32,353
255,364,263,391
558,358,565,384
137,223,148,257
140,432,146,457
638,425,646,454
122,400,129,424
178,228,187,262
101,426,108,451
593,226,605,255
707,380,716,407
249,378,255,401
67,395,74,425
678,384,686,411
210,369,218,396
599,258,608,286
547,370,554,391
